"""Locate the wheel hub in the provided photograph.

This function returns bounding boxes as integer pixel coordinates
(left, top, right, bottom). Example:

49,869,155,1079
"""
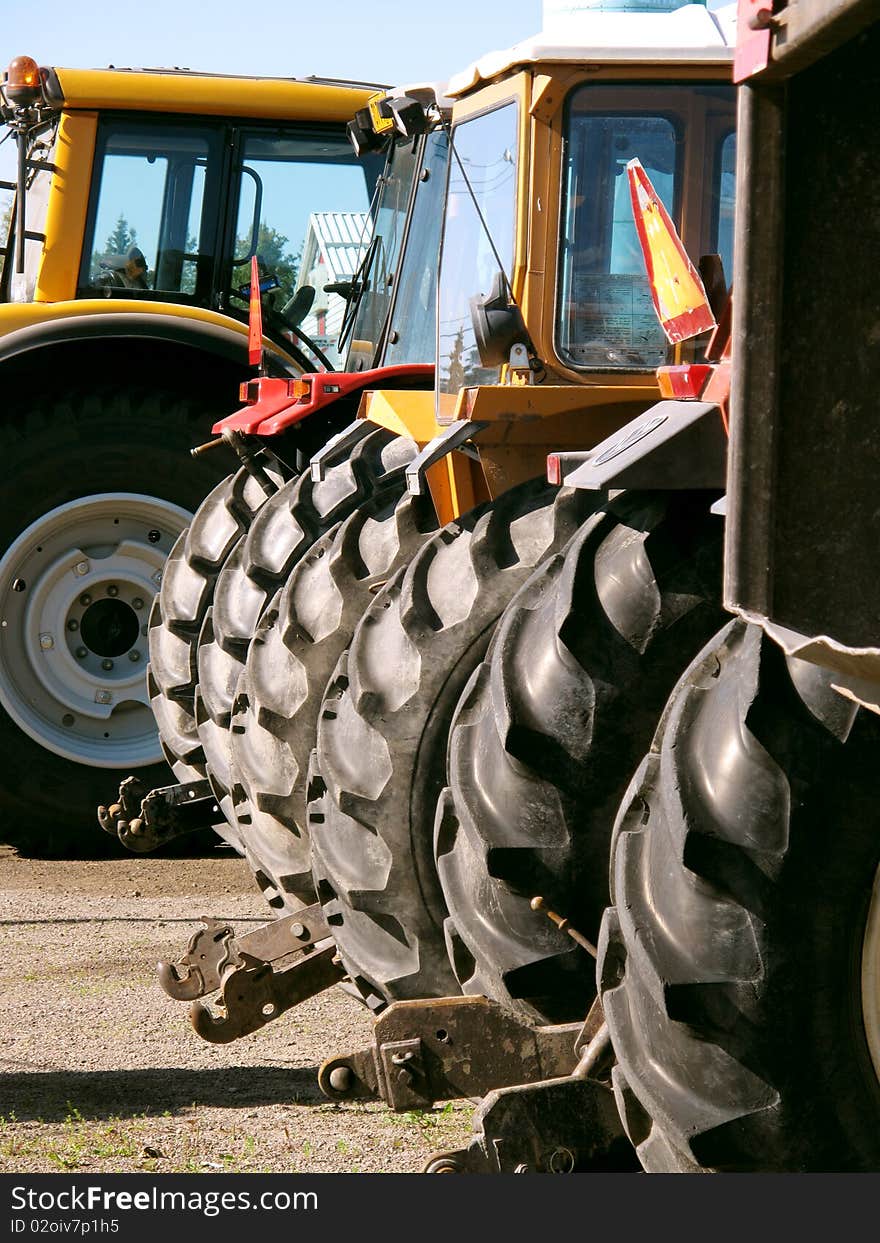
0,493,191,767
79,595,141,658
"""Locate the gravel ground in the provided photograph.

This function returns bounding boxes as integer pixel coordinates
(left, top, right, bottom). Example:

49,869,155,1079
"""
0,845,473,1174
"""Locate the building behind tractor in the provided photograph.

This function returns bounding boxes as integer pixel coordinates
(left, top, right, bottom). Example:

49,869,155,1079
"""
0,58,386,849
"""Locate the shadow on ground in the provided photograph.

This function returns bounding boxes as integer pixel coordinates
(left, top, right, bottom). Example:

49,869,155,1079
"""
1,828,222,862
0,1065,326,1122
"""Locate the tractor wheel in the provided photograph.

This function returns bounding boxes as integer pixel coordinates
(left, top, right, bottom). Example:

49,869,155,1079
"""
0,386,235,854
598,619,880,1171
148,456,289,777
436,491,725,1025
309,478,602,1010
194,429,418,823
228,489,440,913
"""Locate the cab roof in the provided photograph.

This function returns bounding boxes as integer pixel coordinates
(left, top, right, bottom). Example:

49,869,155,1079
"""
447,3,735,97
45,66,380,122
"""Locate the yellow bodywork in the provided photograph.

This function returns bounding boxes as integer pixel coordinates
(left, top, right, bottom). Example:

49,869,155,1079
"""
12,67,373,318
362,57,731,525
51,66,373,123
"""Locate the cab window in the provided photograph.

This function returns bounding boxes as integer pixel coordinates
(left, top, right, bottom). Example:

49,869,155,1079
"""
228,131,381,368
557,83,735,371
81,120,221,302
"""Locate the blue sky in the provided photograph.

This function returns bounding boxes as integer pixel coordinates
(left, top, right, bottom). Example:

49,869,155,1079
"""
1,1,542,97
0,0,544,190
0,1,728,202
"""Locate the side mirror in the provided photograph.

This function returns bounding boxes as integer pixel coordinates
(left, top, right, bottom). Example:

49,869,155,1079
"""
469,271,529,367
281,284,315,328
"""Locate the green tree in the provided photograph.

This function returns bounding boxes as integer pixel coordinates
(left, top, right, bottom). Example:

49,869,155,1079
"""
103,214,138,255
89,214,140,281
235,222,300,309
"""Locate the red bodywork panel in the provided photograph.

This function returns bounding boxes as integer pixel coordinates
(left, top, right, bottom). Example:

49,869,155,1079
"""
656,364,713,400
734,0,773,82
212,363,434,437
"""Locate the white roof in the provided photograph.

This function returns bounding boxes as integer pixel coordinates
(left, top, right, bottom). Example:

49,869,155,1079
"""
447,3,735,97
301,211,370,284
386,81,455,117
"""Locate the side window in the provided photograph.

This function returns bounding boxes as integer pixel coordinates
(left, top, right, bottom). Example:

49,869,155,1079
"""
229,132,380,368
81,121,220,302
715,130,736,284
558,108,678,370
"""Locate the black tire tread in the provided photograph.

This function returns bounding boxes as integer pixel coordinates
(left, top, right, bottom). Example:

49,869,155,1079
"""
228,489,440,911
309,478,603,1009
599,619,880,1172
195,428,418,805
437,491,725,1024
148,459,287,772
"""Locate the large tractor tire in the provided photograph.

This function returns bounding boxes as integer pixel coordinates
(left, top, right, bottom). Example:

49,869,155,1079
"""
436,491,725,1025
598,619,880,1172
194,428,418,824
309,478,602,1011
0,385,237,855
148,454,289,778
228,489,440,913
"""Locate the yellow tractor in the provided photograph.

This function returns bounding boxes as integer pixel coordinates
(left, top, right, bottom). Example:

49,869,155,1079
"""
0,56,379,848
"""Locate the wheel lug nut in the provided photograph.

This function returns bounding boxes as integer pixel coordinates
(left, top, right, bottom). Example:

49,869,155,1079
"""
67,619,79,632
101,659,114,671
132,597,144,610
128,650,141,663
79,593,92,607
75,646,87,660
39,633,54,650
73,560,90,577
106,585,119,597
152,571,162,586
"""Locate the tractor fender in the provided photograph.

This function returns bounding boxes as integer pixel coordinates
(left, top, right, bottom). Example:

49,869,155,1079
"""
0,309,300,382
548,400,727,492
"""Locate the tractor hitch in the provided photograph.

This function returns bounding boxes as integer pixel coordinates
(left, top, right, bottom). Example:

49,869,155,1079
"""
423,1073,631,1174
422,1015,633,1174
97,775,218,853
158,906,344,1044
318,995,584,1112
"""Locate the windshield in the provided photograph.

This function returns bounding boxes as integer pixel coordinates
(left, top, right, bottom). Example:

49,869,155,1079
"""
79,117,379,366
344,135,421,371
557,83,735,371
436,101,518,417
384,127,449,368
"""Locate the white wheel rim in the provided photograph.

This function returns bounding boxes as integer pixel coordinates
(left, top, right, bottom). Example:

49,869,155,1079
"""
862,865,880,1081
0,493,190,767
